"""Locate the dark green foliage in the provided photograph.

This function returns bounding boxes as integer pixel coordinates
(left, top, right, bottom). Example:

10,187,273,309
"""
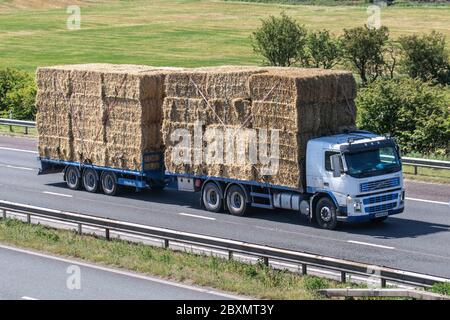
429,282,450,296
251,12,308,67
306,29,342,69
357,78,450,155
340,26,390,85
0,68,36,120
399,31,450,85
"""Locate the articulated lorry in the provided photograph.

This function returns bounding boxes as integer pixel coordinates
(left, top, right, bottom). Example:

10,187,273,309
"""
37,64,405,230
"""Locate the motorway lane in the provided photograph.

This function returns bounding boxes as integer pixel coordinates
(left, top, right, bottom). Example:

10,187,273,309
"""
0,245,237,300
0,136,450,278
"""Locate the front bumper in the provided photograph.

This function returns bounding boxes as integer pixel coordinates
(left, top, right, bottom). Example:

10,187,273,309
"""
337,207,404,222
337,189,405,223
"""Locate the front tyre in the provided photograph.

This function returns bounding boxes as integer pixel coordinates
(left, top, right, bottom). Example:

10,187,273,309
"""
315,197,338,230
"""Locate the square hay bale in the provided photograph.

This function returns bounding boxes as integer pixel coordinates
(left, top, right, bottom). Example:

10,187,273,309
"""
249,68,357,104
36,64,181,171
165,66,266,100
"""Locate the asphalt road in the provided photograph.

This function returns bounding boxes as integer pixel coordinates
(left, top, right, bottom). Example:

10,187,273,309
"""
0,135,449,279
0,244,238,300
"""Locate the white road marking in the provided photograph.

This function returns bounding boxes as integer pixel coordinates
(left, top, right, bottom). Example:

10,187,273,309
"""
5,165,34,171
0,244,245,300
406,197,449,206
431,225,449,230
42,191,73,198
347,240,395,250
21,296,38,300
178,212,216,221
0,146,38,154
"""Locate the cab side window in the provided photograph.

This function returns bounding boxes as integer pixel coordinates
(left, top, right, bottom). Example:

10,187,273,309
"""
325,151,340,172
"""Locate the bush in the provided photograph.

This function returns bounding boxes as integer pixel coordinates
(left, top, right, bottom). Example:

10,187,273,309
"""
306,29,342,69
340,26,390,85
0,68,36,120
357,78,450,155
399,31,450,85
252,12,308,67
429,282,450,296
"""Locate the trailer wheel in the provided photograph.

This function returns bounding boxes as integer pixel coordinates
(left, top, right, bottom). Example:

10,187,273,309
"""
315,197,338,230
101,171,118,196
202,182,222,213
226,185,247,216
65,166,81,190
83,169,99,193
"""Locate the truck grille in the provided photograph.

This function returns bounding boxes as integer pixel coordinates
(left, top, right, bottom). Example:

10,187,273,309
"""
365,202,396,213
360,177,400,193
363,193,398,205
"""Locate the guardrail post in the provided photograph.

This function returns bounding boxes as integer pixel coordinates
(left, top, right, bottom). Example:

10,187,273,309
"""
25,127,28,135
163,239,169,249
414,166,418,175
1,209,5,219
77,224,82,235
228,251,233,261
302,264,307,275
341,271,347,283
26,213,31,224
262,256,269,267
105,228,110,240
381,278,387,288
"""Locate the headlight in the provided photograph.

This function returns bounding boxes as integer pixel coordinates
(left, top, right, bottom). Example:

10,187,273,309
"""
346,195,353,205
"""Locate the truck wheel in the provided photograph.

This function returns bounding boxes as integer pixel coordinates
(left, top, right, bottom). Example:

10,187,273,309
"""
202,182,222,213
101,171,118,196
226,185,247,216
83,169,99,193
315,197,338,230
65,166,81,190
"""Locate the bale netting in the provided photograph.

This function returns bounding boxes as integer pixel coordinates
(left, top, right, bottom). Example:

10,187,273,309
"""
36,64,182,171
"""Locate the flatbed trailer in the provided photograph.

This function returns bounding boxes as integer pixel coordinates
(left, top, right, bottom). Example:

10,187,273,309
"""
39,152,308,218
38,131,405,229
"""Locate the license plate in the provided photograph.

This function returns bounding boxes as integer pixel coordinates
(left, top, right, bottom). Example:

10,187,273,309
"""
375,211,388,218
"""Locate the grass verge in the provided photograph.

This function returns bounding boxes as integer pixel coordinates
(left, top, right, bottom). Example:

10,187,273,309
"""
0,218,358,300
0,124,36,137
403,165,450,184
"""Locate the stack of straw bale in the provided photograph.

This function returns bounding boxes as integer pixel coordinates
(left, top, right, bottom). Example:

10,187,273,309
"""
36,64,181,171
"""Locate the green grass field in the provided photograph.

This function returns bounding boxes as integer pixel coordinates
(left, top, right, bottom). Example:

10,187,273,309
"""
0,0,449,71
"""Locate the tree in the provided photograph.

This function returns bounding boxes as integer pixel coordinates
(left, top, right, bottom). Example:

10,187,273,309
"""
0,68,36,119
383,41,400,79
357,78,450,156
340,26,389,85
252,13,308,67
399,31,450,85
306,29,342,69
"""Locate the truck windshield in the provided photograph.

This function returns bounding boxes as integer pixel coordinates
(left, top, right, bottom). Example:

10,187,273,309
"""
344,146,401,178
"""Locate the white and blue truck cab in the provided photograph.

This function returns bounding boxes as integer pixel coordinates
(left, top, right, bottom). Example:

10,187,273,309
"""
303,130,405,229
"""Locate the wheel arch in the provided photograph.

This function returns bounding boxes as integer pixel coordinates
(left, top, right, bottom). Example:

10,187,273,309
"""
310,191,339,219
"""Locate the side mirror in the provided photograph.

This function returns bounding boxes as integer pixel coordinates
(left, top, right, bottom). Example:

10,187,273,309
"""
330,154,342,178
